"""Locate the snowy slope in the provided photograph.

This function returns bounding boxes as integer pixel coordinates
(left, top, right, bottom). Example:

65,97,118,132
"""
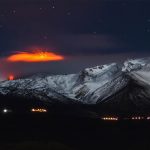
0,57,150,105
72,63,128,103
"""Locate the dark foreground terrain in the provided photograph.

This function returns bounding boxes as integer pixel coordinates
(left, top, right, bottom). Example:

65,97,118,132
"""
0,114,150,150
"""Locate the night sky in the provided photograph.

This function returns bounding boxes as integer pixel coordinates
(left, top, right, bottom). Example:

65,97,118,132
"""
0,0,150,79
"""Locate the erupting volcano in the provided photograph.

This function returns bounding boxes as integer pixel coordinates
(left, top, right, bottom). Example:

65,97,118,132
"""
7,51,64,62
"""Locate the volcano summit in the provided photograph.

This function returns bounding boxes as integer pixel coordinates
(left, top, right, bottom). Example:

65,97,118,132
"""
1,58,150,114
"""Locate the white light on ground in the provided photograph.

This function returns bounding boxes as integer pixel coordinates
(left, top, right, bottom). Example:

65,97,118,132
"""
3,109,8,113
2,109,12,114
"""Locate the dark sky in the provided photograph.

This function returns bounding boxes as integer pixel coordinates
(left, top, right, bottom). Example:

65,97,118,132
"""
0,0,150,79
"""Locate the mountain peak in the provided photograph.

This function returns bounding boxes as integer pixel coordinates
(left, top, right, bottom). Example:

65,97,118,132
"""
83,63,117,76
122,58,148,72
1,57,150,106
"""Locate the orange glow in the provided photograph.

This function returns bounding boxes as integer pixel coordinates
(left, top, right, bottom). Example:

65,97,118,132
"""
102,117,118,121
31,108,47,113
9,75,14,80
7,51,64,62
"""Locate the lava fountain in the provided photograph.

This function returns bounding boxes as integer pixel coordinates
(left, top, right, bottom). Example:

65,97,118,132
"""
7,51,64,62
8,75,14,80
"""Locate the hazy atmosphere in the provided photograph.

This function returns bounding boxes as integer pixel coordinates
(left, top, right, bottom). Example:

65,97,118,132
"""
0,0,150,79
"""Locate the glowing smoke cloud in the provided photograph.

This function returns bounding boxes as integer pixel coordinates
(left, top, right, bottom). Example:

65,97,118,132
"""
7,51,64,62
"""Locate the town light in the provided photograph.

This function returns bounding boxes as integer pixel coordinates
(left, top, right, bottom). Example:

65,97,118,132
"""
3,109,8,113
102,117,118,121
31,108,47,113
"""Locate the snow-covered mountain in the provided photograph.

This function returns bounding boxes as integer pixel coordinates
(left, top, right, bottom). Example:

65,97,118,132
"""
1,58,150,109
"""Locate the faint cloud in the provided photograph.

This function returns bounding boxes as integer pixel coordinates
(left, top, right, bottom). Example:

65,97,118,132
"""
58,34,126,55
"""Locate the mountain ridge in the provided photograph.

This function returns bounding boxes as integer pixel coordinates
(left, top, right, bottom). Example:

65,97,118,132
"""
1,57,150,111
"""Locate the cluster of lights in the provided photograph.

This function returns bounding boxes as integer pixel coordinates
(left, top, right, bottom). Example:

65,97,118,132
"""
131,117,144,120
102,116,150,121
124,116,150,120
1,108,48,114
31,108,47,113
102,117,118,121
